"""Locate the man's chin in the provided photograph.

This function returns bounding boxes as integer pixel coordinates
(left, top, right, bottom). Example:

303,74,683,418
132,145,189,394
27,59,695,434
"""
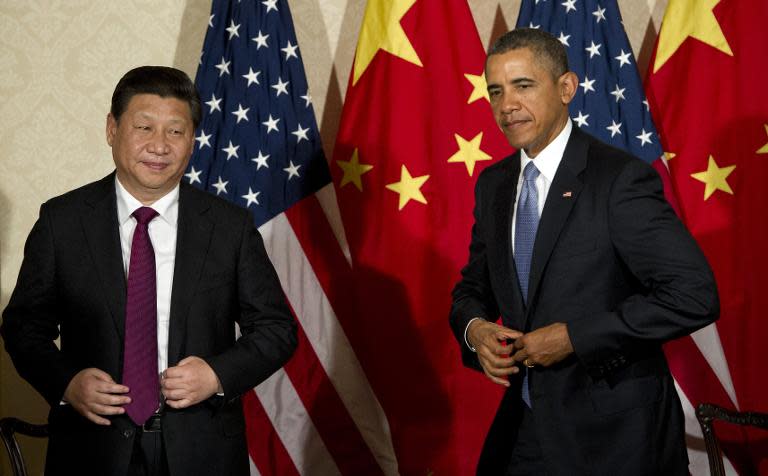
504,136,529,152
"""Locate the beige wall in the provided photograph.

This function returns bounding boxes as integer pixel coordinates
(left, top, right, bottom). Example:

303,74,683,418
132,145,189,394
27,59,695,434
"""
0,1,665,473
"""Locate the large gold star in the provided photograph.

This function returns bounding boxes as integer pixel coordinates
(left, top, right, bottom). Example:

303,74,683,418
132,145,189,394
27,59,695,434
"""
337,149,374,191
385,165,429,210
654,0,732,73
447,132,492,176
353,0,422,85
690,155,736,200
464,73,489,104
664,151,677,161
757,124,768,154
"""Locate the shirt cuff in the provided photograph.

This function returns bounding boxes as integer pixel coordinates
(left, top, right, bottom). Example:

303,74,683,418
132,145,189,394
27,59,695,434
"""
464,317,485,352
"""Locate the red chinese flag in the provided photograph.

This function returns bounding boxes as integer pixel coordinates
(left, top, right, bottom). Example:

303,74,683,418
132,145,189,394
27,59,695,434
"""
328,0,512,473
646,0,768,473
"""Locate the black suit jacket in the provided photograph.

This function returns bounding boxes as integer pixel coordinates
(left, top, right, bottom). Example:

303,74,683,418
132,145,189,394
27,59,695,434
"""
1,173,297,476
450,127,719,475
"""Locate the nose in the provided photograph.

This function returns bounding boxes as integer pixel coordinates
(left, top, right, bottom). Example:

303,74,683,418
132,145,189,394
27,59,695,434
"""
146,130,171,155
500,90,521,115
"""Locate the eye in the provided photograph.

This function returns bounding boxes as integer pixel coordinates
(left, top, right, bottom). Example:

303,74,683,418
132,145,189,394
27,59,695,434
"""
135,125,151,131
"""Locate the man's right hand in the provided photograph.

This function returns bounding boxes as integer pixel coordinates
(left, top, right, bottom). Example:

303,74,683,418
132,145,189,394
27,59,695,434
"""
62,368,130,426
467,319,523,387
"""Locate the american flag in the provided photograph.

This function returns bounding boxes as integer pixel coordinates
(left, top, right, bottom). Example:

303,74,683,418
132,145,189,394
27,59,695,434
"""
516,0,663,164
185,0,330,225
184,0,395,474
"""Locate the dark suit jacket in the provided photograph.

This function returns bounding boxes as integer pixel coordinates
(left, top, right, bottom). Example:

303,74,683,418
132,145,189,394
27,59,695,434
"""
450,127,719,475
1,173,297,476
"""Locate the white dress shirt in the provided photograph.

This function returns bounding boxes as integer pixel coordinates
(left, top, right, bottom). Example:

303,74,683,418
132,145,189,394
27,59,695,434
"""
464,120,573,350
115,177,178,372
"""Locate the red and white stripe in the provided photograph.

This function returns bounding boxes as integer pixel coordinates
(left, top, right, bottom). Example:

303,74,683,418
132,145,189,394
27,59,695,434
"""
244,193,399,475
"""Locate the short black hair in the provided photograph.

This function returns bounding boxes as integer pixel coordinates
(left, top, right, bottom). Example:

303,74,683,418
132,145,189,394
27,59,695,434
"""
487,28,569,79
110,66,202,129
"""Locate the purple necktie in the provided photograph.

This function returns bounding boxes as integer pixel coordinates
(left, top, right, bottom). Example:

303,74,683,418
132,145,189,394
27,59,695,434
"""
122,206,160,425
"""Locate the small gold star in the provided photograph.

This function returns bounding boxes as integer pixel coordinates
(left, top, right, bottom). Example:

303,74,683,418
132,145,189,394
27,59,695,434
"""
385,165,429,210
757,124,768,154
447,132,492,176
464,72,489,104
690,155,735,200
336,149,374,191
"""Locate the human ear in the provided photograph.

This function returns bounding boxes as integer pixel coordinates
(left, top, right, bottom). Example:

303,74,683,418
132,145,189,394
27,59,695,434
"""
559,72,578,105
106,113,117,147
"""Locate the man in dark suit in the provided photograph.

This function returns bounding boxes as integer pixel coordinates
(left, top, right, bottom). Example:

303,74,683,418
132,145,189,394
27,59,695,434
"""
449,29,719,475
1,66,296,476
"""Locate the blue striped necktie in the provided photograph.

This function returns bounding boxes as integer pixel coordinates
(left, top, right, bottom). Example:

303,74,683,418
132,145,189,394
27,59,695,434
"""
515,162,539,407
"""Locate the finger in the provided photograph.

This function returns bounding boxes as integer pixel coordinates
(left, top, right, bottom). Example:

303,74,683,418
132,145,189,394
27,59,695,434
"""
481,361,519,377
176,356,198,366
94,393,131,406
164,398,192,409
511,349,529,363
512,335,528,350
165,364,196,380
88,368,117,383
482,369,510,387
480,355,516,372
478,353,517,374
95,381,130,394
478,347,516,366
495,328,523,340
89,402,127,416
83,410,112,426
162,388,190,401
163,366,183,379
161,377,189,391
480,339,514,357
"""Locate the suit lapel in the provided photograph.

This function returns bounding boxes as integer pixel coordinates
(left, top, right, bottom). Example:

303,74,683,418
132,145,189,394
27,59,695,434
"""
81,173,127,340
167,184,215,367
490,155,527,328
527,128,589,310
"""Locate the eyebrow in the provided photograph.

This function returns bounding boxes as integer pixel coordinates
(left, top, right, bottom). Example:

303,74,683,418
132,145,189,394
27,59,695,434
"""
487,76,536,89
510,77,535,85
136,112,188,124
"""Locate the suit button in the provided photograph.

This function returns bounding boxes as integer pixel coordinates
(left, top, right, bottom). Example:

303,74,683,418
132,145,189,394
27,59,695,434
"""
123,429,134,438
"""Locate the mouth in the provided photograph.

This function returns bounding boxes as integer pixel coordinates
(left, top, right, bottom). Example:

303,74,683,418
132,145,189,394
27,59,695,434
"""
502,119,530,130
141,161,170,171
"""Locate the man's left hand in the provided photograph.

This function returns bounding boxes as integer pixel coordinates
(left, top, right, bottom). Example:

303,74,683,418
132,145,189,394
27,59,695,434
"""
161,356,223,409
511,323,574,367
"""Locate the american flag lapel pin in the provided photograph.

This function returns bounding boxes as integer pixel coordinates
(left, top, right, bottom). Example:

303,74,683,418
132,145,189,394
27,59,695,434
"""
562,191,573,198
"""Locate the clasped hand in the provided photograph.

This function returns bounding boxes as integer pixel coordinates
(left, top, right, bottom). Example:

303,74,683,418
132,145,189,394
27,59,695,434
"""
466,320,574,387
161,356,223,409
63,356,223,425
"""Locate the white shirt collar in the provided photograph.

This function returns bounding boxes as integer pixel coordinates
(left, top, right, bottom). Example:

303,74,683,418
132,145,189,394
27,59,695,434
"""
519,119,573,182
115,176,179,227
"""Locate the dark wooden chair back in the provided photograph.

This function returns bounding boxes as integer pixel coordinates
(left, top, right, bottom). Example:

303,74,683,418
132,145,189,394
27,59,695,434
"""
0,418,48,476
695,403,768,476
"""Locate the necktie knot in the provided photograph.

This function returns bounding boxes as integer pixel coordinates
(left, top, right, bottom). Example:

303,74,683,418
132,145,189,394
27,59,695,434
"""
132,207,158,225
523,161,540,182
